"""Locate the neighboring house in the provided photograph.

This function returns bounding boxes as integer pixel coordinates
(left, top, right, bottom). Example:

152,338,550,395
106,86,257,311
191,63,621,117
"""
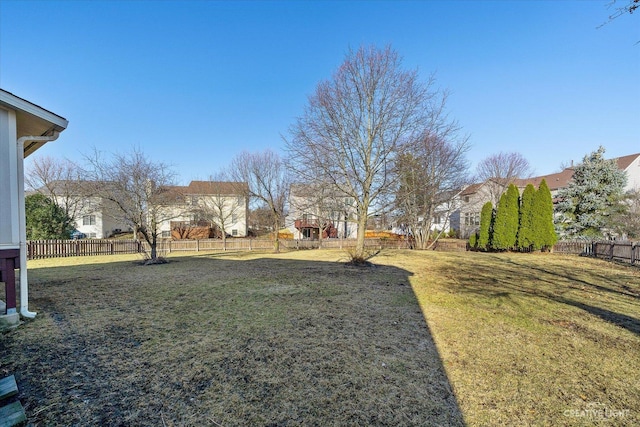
391,189,463,238
458,182,490,239
458,152,640,238
1,88,68,325
286,184,358,239
37,180,130,238
616,153,640,191
158,181,249,239
431,190,462,236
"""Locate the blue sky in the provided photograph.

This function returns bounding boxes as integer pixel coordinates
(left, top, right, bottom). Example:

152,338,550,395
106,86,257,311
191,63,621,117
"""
2,0,638,184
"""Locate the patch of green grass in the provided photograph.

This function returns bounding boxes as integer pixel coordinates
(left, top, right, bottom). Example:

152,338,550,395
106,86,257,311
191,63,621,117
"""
400,251,640,426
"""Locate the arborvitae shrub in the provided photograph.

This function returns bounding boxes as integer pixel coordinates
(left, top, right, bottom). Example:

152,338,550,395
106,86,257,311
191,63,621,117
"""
517,184,536,251
477,201,493,250
533,179,557,250
492,184,519,250
468,232,477,249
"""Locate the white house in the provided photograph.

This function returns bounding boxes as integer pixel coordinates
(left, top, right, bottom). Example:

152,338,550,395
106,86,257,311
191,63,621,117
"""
0,89,67,327
158,181,249,238
286,184,358,240
37,180,130,238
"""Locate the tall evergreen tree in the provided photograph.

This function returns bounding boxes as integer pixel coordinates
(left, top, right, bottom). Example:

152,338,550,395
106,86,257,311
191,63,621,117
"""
517,184,536,251
555,146,627,238
25,193,74,240
533,179,557,250
492,184,519,250
477,201,493,250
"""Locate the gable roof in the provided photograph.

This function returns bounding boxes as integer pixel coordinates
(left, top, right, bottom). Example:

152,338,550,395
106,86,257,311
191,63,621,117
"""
615,153,640,170
169,181,248,196
460,183,483,196
514,168,575,191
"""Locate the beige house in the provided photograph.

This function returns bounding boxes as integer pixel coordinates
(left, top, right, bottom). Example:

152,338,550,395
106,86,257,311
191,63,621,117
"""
158,181,249,238
1,89,67,326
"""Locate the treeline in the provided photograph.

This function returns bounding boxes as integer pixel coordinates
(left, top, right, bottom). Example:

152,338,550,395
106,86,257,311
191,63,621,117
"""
469,179,557,252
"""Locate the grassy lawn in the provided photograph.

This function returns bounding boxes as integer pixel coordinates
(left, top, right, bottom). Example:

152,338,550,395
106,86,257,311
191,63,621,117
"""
1,250,638,426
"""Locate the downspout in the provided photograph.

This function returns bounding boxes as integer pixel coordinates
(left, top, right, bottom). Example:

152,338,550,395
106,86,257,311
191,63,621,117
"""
16,132,61,318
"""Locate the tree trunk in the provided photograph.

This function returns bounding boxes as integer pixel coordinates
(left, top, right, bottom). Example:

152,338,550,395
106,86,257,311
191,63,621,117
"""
150,234,157,261
355,211,368,259
273,217,280,253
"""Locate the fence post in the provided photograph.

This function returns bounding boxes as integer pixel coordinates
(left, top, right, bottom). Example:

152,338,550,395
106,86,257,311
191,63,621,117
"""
609,243,614,261
196,239,200,252
632,242,636,265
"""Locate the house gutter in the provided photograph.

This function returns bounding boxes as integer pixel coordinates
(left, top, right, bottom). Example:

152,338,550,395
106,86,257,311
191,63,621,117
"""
16,132,61,318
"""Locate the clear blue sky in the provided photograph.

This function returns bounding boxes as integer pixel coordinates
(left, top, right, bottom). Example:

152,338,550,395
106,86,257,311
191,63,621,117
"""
2,0,638,184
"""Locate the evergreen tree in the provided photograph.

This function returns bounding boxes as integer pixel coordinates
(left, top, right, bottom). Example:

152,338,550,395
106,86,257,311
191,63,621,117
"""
555,146,627,238
533,179,557,250
517,184,536,251
477,201,493,250
25,193,74,240
492,184,519,250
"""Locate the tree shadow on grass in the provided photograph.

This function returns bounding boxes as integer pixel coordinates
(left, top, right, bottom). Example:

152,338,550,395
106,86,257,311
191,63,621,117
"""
3,254,466,426
442,254,640,337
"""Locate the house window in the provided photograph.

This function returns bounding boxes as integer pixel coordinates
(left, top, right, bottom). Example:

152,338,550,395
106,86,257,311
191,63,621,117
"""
232,213,238,224
161,231,171,238
232,229,238,236
464,212,480,226
82,215,96,226
433,215,441,225
87,233,97,238
463,196,470,203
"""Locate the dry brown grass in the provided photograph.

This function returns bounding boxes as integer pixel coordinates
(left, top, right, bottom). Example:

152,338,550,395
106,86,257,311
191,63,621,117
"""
1,250,638,426
1,251,461,426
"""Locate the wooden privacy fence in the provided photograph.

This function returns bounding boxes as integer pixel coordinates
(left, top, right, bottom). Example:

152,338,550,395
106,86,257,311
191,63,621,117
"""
552,240,638,266
28,239,142,259
29,238,636,265
27,237,412,259
591,241,638,265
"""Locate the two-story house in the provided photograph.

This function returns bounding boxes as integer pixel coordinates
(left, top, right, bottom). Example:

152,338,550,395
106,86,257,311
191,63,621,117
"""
458,152,640,238
286,184,358,240
35,180,130,238
158,180,249,239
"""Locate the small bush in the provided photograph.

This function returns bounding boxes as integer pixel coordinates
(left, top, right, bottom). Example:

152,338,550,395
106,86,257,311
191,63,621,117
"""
468,233,478,250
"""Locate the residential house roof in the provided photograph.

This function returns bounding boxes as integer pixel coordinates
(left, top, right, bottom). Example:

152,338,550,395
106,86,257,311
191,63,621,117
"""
459,183,483,196
0,89,68,157
616,153,640,170
460,152,639,196
164,181,248,196
513,168,575,191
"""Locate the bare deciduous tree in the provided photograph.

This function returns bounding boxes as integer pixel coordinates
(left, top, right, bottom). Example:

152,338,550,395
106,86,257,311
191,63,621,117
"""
287,45,432,260
475,152,532,205
194,174,248,250
289,183,353,241
395,116,470,249
25,155,92,225
230,150,289,252
85,147,182,262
